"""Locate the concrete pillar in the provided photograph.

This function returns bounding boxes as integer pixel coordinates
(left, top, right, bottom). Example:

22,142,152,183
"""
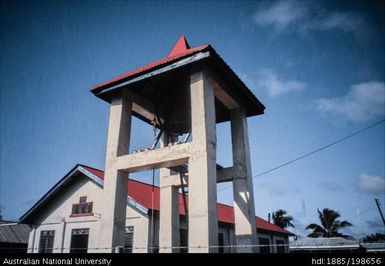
230,108,258,253
99,95,132,252
159,179,180,252
159,132,180,253
188,71,218,253
27,226,36,253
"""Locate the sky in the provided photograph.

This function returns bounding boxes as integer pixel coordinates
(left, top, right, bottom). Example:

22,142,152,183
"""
1,0,384,239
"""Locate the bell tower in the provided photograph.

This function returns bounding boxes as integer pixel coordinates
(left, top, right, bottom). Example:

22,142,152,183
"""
91,36,265,253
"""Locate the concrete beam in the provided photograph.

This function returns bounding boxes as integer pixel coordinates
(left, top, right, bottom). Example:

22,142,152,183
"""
161,167,234,187
188,71,218,253
212,79,240,110
161,174,188,187
217,167,235,183
161,169,234,187
231,108,258,253
161,166,234,185
123,90,165,126
114,143,191,173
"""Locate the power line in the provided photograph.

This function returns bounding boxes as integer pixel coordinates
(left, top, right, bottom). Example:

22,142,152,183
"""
218,118,385,193
343,207,375,220
339,202,373,216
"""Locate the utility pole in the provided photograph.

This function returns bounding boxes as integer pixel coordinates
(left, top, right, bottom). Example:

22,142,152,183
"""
374,198,385,226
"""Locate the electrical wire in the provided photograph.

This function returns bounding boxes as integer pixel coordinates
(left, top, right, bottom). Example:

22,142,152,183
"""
217,118,385,193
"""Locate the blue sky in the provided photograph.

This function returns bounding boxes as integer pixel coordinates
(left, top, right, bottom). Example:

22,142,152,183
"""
1,0,384,239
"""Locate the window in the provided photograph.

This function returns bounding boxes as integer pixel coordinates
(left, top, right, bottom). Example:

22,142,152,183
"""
276,239,286,253
218,233,224,253
71,197,93,216
39,230,55,253
259,238,270,254
79,196,87,203
124,226,134,253
179,228,188,253
70,228,89,253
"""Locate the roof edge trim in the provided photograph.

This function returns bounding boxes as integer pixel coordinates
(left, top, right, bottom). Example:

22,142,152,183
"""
94,51,211,100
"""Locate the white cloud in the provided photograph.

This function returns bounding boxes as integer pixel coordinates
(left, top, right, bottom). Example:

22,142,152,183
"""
253,1,309,30
257,68,306,97
253,0,368,38
315,13,364,33
357,174,385,194
302,12,368,39
315,81,385,122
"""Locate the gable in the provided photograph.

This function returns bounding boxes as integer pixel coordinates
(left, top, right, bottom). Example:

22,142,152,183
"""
21,171,101,225
20,165,148,224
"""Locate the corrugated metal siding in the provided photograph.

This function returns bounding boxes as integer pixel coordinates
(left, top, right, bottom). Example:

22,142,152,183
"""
0,224,31,244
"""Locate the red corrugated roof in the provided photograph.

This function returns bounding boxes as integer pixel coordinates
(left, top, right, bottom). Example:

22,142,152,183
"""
82,165,292,236
91,35,209,94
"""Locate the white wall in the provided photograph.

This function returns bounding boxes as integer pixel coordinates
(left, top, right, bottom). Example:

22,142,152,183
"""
27,172,150,253
125,202,149,253
258,232,289,253
272,234,289,253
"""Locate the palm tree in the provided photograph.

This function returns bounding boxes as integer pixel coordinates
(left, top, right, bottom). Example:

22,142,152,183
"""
272,209,295,229
306,208,352,238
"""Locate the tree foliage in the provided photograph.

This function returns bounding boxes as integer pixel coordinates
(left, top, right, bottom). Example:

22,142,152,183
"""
272,209,295,229
306,208,352,238
362,233,385,242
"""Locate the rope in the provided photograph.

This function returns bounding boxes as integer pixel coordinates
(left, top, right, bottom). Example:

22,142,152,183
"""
7,241,380,252
1,243,292,251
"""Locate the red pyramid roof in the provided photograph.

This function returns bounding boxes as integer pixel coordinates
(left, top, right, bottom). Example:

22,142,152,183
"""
168,35,190,57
